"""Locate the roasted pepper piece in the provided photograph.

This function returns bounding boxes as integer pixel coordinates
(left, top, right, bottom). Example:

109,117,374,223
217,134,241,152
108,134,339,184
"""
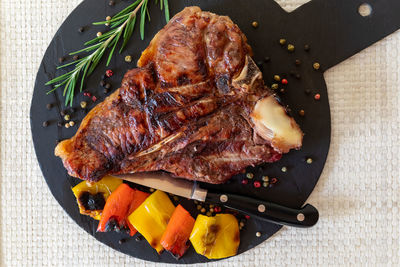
128,190,175,253
160,204,195,258
97,184,149,236
71,176,123,220
189,214,240,259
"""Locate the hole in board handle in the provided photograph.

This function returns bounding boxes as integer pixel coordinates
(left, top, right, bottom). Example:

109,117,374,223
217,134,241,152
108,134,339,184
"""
358,3,372,17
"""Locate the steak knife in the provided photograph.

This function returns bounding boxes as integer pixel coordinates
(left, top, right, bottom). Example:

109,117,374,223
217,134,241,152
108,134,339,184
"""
116,172,319,228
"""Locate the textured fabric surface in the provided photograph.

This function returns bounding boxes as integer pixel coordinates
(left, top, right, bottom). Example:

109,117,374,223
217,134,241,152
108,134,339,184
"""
1,0,399,266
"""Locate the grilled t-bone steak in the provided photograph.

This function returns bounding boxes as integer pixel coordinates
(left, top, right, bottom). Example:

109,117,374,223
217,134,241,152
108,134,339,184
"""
55,6,303,184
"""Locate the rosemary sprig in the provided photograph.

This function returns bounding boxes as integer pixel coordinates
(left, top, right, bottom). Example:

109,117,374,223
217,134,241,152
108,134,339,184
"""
46,0,170,106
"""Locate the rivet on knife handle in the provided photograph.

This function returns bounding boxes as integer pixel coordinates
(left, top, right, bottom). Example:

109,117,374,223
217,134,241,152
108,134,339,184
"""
205,191,319,228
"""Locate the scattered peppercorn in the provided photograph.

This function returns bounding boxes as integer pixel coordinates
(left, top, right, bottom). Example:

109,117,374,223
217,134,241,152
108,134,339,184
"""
246,173,254,179
313,62,321,70
65,123,70,129
256,61,263,71
245,215,250,219
105,69,114,77
173,196,179,201
281,79,288,85
281,166,287,172
125,55,132,63
105,83,111,89
241,179,248,185
287,44,295,52
209,208,214,213
92,96,97,102
273,75,281,82
295,74,301,79
253,181,261,188
106,16,111,21
271,178,278,184
60,110,66,116
251,21,259,28
97,32,103,37
80,101,87,109
214,206,221,213
99,80,106,88
46,103,52,110
262,176,269,182
200,208,206,213
256,232,261,237
58,57,65,63
73,55,79,61
197,205,202,210
69,121,75,127
109,0,115,6
78,27,84,33
209,204,214,208
263,182,268,187
118,238,126,245
280,88,285,93
135,235,142,242
83,92,92,97
104,88,109,94
305,89,311,95
239,221,245,228
264,56,270,63
314,93,321,100
206,211,212,216
304,44,310,51
295,59,301,66
271,83,279,90
55,139,60,144
64,114,70,121
42,121,49,127
299,109,305,116
149,188,155,192
279,38,286,45
306,158,313,164
57,121,63,127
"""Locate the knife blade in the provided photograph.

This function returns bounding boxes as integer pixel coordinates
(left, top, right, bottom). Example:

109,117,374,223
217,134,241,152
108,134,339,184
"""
116,172,208,201
116,172,319,228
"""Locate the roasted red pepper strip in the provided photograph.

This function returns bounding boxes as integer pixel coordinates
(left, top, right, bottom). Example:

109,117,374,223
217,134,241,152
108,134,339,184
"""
160,204,195,258
97,183,149,235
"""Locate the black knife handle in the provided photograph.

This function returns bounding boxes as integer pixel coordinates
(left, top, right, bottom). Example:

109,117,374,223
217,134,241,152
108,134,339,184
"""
205,192,319,228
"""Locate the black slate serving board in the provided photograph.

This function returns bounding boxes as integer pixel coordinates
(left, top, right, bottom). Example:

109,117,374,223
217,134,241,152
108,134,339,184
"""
30,0,400,263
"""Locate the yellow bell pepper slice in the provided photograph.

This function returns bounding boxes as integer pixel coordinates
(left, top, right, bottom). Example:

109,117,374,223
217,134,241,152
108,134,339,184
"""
71,175,123,220
128,190,175,253
189,214,240,259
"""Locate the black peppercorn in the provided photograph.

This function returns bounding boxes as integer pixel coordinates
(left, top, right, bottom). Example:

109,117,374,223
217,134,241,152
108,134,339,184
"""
295,59,301,66
295,74,301,79
104,88,109,94
73,55,79,61
118,238,126,245
42,121,49,127
264,56,270,63
69,108,76,113
304,44,310,51
280,88,285,93
78,27,84,33
289,70,296,77
58,57,65,63
109,0,115,6
60,110,66,116
100,80,106,87
101,74,107,80
305,89,311,95
46,103,52,110
135,235,142,242
55,139,60,144
256,61,263,71
105,83,111,89
57,121,63,127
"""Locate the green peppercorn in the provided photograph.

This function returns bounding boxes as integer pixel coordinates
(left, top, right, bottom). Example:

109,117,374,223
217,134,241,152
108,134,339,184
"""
279,39,286,45
197,205,202,210
281,166,287,172
271,83,279,90
125,55,132,63
313,62,320,70
262,176,269,182
246,173,254,179
206,211,212,216
287,44,295,52
64,114,70,121
273,75,281,81
251,21,259,28
80,101,87,109
263,182,269,187
256,232,261,237
306,158,313,164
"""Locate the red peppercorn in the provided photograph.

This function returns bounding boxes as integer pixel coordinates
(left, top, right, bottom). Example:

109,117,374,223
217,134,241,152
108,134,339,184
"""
92,96,97,102
271,178,278,184
105,69,114,77
84,92,92,97
214,206,221,213
253,181,261,188
245,215,250,219
314,93,321,100
281,79,288,85
241,179,248,185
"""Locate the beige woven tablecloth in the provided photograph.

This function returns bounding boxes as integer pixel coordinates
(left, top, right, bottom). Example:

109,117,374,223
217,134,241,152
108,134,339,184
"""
1,0,399,266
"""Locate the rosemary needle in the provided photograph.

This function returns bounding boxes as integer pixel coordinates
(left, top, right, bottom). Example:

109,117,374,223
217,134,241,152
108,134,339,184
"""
46,0,170,107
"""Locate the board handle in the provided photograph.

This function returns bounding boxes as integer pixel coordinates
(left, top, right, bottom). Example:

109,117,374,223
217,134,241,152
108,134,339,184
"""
288,0,400,70
205,191,319,228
